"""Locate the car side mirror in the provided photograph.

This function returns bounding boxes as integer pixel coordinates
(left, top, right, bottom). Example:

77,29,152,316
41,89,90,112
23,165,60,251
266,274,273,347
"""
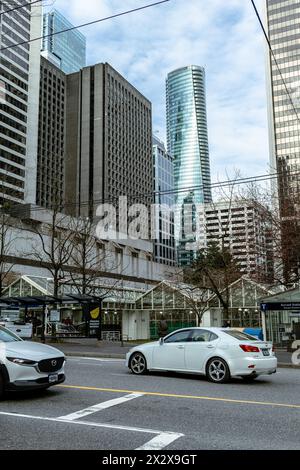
159,337,164,345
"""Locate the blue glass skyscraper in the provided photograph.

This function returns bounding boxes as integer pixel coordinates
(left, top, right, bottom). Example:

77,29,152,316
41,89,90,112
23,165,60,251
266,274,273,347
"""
166,65,212,205
42,10,86,74
166,65,212,265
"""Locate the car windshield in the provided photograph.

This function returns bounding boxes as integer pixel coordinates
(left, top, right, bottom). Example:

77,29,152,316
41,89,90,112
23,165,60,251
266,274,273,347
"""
223,330,258,341
0,326,22,343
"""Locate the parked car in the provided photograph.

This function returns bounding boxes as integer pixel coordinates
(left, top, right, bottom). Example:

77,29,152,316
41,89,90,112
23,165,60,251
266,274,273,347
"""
126,327,277,383
0,325,65,399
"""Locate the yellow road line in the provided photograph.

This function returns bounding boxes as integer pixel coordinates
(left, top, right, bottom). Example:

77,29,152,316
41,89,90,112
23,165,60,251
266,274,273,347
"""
58,384,300,409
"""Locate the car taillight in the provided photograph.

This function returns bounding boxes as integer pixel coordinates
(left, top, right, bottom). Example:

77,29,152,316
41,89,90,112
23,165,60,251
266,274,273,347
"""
239,344,260,353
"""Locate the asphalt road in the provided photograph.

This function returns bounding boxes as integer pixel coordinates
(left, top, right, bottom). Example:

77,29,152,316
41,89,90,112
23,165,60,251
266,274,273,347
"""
0,356,300,450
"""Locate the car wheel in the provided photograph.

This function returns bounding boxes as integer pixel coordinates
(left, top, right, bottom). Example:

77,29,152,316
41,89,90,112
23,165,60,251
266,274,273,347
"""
206,358,230,384
130,352,148,375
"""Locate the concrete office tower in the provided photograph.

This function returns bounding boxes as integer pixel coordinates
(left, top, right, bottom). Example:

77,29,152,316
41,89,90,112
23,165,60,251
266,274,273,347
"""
36,57,66,210
196,201,274,283
0,1,41,205
265,0,300,189
265,0,300,282
42,10,86,74
65,63,153,226
166,65,212,265
153,136,176,266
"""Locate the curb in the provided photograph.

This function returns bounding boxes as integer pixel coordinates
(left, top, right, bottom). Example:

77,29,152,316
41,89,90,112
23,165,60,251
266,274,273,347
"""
277,363,300,369
65,352,126,359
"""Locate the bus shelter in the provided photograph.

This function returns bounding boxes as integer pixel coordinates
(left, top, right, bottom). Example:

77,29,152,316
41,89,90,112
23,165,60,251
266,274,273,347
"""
260,288,300,347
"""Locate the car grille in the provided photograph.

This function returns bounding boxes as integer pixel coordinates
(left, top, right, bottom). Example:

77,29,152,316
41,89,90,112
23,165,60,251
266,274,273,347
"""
38,357,64,373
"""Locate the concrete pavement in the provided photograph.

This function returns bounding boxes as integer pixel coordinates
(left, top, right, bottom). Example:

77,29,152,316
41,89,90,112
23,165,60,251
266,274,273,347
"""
1,358,299,450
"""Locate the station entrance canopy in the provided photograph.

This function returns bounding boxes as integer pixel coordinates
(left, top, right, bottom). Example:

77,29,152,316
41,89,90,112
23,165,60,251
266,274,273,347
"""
260,288,300,346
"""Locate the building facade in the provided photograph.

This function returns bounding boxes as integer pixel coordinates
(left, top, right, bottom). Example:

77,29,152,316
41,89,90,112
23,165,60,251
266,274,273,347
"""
166,65,212,265
0,1,41,205
265,0,300,282
196,200,274,283
152,136,176,266
265,0,300,182
42,9,86,74
36,57,66,210
65,63,153,229
166,65,212,205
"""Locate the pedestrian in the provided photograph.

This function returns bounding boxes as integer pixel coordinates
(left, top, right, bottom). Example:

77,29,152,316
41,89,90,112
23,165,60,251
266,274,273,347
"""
158,317,168,338
222,320,231,328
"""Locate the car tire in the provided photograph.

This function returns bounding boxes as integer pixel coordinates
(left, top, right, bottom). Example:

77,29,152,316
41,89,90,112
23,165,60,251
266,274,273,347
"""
0,372,4,400
129,352,148,375
206,357,230,384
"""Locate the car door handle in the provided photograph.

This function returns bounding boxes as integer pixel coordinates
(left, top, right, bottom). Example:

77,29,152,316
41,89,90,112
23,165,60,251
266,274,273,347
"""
177,345,185,349
206,345,215,348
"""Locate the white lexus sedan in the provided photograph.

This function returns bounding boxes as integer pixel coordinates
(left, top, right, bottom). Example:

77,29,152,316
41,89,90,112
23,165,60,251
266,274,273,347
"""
0,325,65,399
126,328,277,383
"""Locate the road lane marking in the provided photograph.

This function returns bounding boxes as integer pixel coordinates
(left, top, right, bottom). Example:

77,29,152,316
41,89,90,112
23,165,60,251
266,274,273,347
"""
136,433,183,451
0,411,183,450
58,393,144,421
58,384,300,410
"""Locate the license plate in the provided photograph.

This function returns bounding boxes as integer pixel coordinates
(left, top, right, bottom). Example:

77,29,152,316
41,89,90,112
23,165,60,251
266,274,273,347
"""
261,349,270,356
49,374,58,383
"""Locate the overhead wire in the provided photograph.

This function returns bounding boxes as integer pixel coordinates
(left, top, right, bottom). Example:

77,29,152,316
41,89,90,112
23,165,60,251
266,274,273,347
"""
1,0,299,215
0,0,42,17
0,0,171,52
2,168,300,216
250,1,300,128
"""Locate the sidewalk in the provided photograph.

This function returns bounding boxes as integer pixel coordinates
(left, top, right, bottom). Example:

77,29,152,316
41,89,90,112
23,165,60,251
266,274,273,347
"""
43,338,300,368
47,338,138,359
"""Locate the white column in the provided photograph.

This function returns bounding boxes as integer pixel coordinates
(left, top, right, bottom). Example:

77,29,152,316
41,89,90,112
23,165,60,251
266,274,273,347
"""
24,6,42,204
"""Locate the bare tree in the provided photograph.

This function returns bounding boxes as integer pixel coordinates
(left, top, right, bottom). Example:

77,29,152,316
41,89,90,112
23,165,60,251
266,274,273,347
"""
0,203,15,297
0,171,17,297
169,279,212,326
241,175,300,288
66,217,125,296
184,242,242,319
29,204,75,298
172,172,243,318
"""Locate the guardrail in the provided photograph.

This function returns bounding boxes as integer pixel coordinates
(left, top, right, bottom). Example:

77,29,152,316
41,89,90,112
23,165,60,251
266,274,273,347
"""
101,331,121,341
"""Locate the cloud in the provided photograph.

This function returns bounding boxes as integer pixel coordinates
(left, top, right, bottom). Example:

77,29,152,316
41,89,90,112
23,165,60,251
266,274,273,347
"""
51,0,270,183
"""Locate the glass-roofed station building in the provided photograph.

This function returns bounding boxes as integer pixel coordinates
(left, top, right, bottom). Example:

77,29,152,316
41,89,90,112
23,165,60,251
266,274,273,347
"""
1,276,296,346
1,276,144,339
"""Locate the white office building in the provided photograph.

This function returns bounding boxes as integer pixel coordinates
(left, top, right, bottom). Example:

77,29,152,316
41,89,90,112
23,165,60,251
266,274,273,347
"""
195,200,274,283
0,1,41,205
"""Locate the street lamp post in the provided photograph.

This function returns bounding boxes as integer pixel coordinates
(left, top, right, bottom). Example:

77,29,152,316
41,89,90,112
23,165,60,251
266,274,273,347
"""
97,299,103,341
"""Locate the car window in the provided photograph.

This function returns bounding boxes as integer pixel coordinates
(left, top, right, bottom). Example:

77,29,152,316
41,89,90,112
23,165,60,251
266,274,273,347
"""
209,332,219,341
190,330,218,342
164,330,192,343
0,326,22,343
223,330,257,341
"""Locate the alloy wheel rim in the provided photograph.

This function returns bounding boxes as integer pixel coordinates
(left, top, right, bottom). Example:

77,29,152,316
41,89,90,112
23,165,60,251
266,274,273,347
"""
131,354,145,374
209,360,226,381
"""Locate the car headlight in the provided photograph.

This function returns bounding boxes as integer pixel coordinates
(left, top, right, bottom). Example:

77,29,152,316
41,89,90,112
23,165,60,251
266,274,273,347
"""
7,357,37,366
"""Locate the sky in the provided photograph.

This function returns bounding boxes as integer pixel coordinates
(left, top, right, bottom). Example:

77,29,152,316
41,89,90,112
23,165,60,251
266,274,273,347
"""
43,0,270,183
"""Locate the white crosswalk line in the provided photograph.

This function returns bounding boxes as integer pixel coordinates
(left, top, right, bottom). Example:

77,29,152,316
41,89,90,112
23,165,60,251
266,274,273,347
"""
0,411,184,450
58,393,144,421
136,432,184,450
